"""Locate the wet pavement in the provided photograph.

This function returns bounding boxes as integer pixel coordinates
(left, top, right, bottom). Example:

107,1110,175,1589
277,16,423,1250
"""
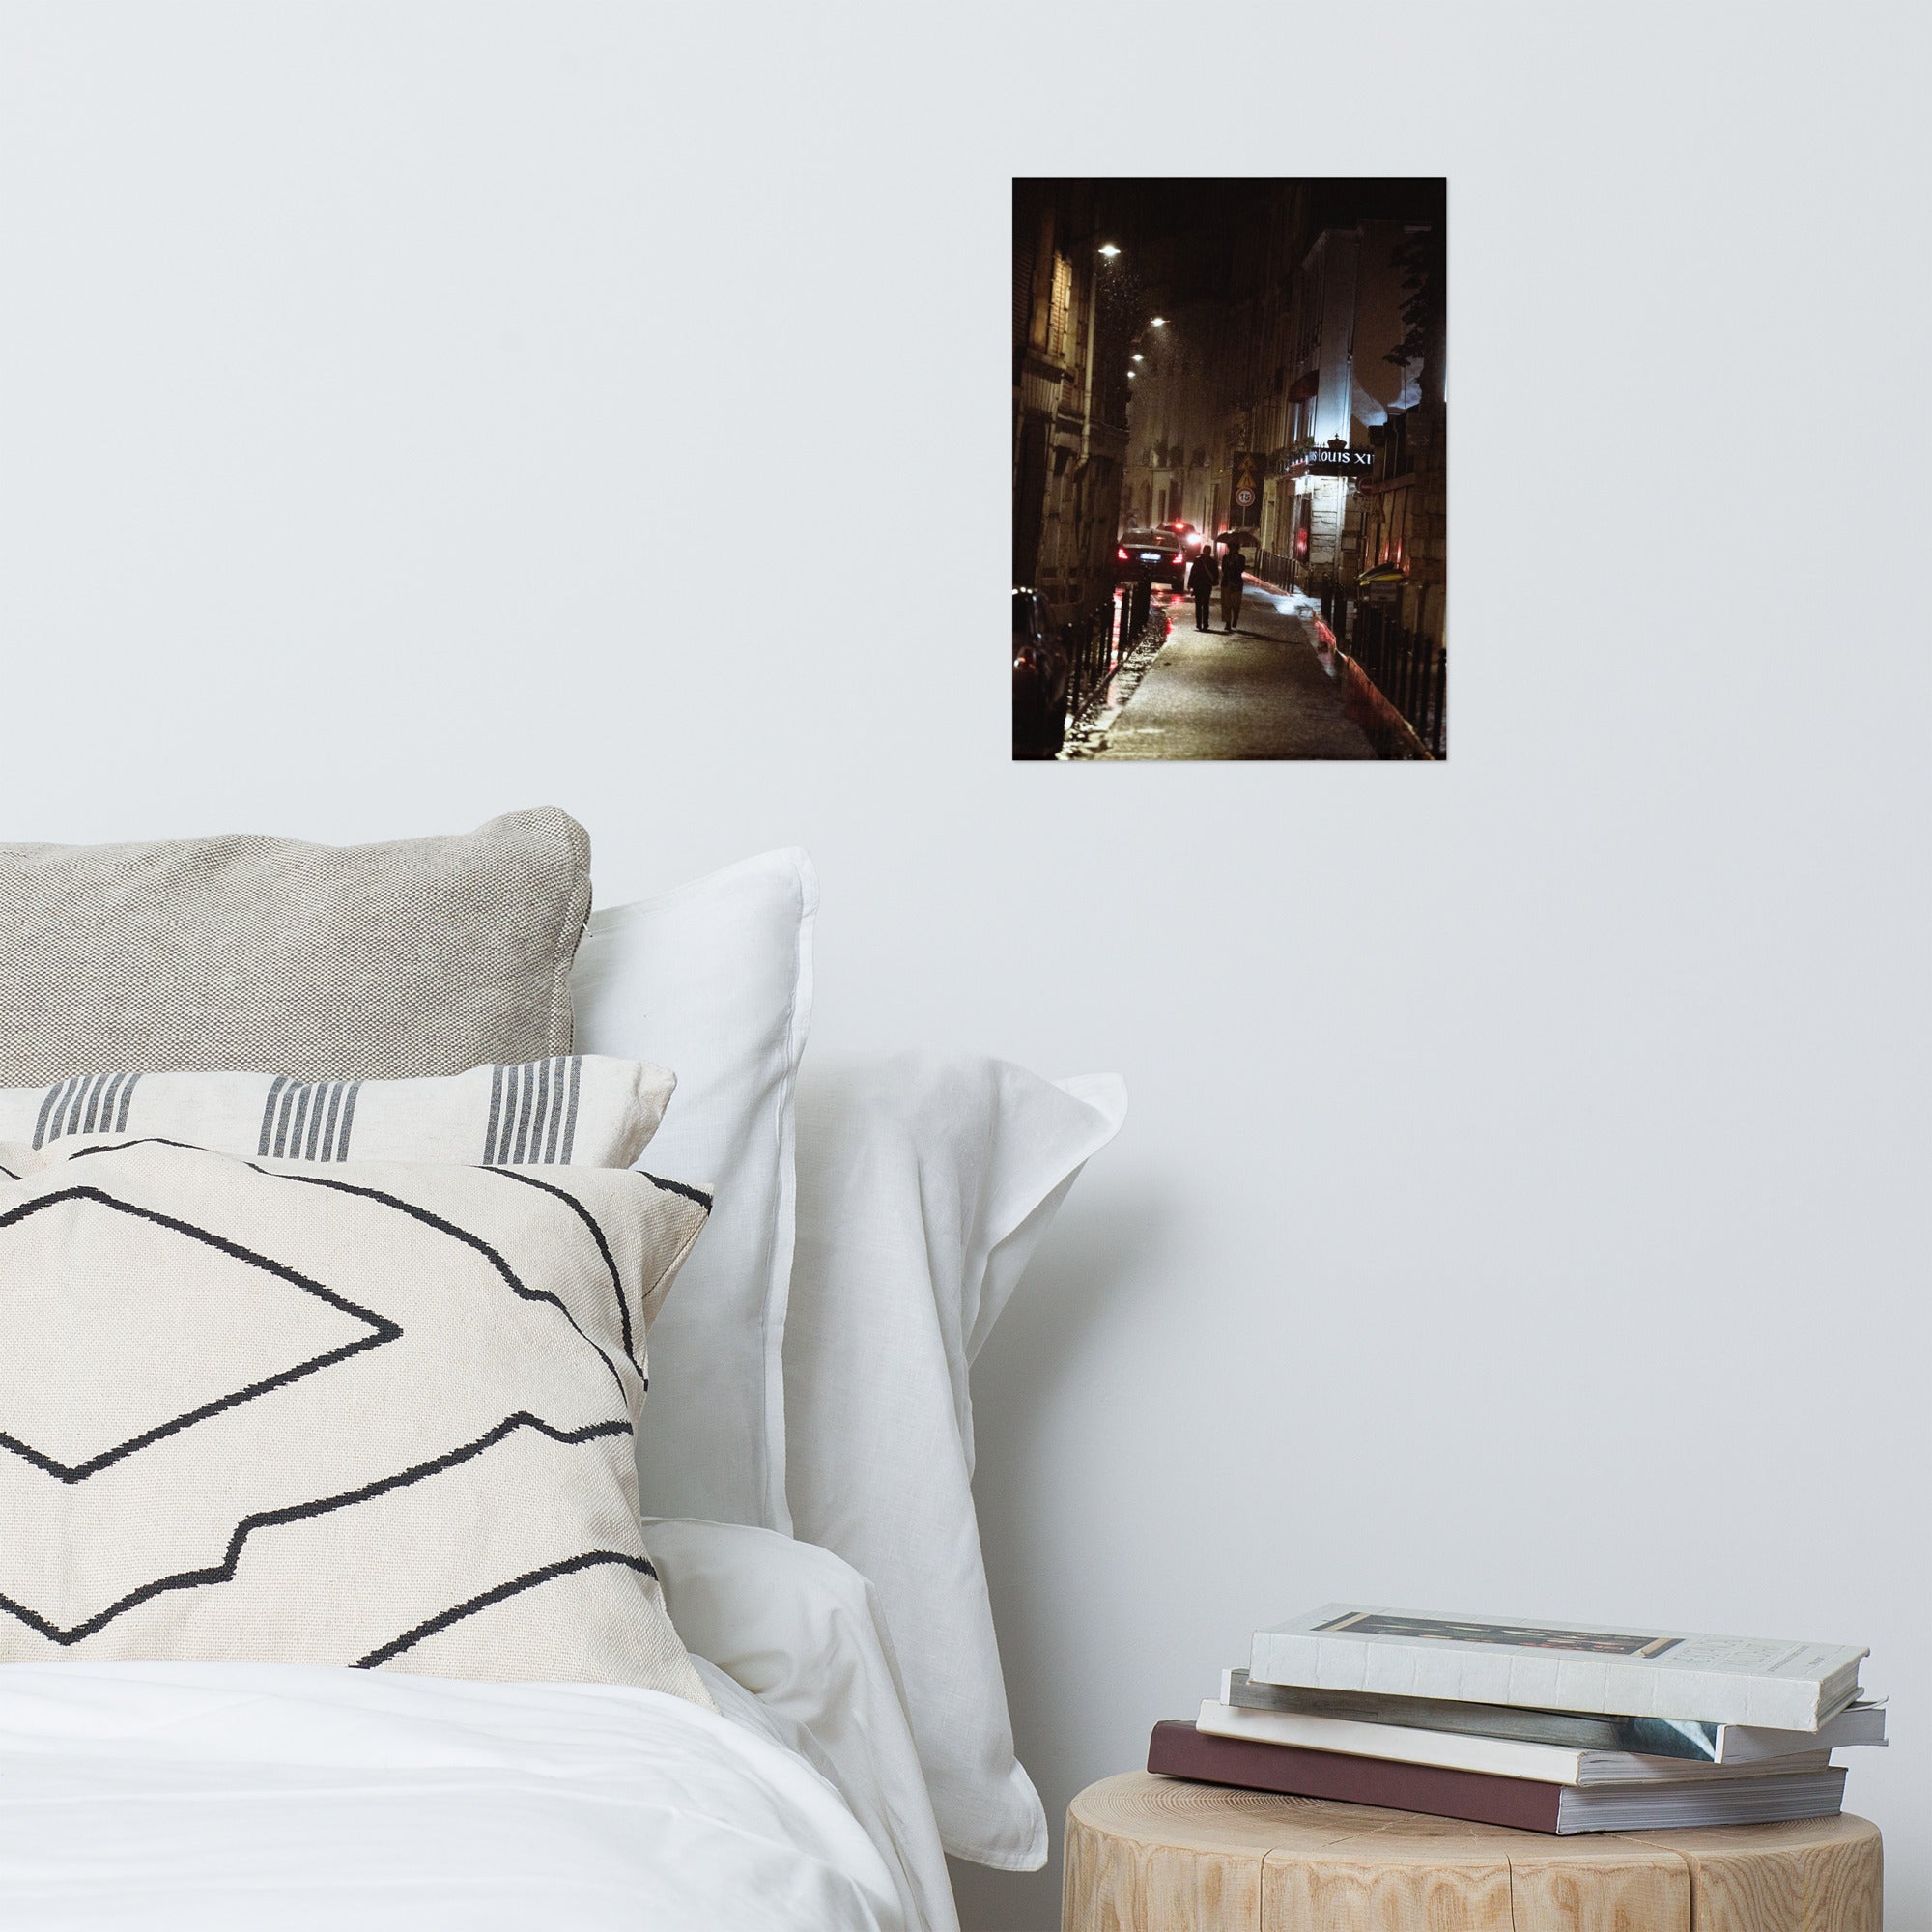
1078,584,1377,761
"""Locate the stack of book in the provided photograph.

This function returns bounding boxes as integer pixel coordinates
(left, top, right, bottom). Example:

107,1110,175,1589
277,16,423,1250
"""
1149,1605,1883,1834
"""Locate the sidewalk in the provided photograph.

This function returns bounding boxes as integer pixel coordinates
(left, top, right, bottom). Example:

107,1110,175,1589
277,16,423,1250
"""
1086,586,1376,761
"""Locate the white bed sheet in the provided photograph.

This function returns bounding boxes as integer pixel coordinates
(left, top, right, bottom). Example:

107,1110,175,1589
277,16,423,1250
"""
645,1519,957,1932
0,1657,905,1931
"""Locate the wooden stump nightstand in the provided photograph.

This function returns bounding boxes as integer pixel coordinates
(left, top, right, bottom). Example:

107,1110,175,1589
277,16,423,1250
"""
1063,1772,1882,1932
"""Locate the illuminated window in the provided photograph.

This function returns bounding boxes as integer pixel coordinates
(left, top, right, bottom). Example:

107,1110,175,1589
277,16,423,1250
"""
1048,253,1073,361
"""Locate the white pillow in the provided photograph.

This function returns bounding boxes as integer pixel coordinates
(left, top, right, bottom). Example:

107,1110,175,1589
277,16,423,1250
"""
783,1051,1126,1870
647,1517,957,1932
571,851,815,1532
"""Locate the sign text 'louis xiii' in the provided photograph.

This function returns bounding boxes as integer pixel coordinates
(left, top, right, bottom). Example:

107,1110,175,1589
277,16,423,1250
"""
1289,445,1375,478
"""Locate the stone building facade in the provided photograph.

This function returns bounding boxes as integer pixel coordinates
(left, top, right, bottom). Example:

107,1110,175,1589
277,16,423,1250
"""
1116,199,1261,548
1118,296,1239,536
1012,181,1133,631
1242,188,1436,593
1356,388,1447,652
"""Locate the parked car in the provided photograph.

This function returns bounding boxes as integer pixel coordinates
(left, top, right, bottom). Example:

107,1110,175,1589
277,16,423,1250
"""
1114,528,1188,591
1011,586,1068,759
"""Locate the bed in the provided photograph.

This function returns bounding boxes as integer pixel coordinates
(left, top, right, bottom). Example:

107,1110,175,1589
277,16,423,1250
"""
0,1531,926,1932
0,812,1125,1931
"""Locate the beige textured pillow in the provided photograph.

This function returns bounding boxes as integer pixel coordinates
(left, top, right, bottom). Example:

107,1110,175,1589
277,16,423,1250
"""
0,1135,710,1699
0,809,592,1085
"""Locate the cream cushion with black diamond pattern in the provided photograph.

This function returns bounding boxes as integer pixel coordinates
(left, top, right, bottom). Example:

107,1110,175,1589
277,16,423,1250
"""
0,1135,711,1702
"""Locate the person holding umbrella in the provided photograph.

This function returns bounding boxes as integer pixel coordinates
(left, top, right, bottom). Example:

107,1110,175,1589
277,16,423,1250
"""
1219,537,1246,633
1185,540,1218,632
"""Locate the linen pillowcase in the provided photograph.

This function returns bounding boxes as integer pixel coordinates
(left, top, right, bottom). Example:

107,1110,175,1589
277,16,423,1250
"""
0,1135,709,1703
0,1057,673,1168
571,850,815,1532
783,1051,1126,1871
0,808,591,1085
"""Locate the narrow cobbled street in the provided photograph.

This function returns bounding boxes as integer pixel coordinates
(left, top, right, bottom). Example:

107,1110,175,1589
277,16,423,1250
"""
1015,178,1447,763
1073,585,1374,761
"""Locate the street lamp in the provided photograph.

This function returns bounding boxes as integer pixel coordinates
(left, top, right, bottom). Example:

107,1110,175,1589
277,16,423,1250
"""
1151,317,1167,327
1131,354,1144,362
1097,242,1121,259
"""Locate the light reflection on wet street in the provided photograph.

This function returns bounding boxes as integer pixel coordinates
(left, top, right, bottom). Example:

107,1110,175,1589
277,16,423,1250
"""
1065,584,1376,761
1061,604,1172,755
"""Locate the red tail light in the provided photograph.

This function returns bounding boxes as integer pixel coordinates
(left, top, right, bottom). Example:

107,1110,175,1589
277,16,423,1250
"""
1116,547,1128,560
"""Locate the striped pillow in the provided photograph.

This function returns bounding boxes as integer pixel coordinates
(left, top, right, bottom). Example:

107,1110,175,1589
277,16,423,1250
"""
0,1135,711,1696
0,1057,673,1168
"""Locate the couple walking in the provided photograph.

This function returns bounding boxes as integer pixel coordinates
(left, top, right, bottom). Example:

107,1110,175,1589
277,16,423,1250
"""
1187,542,1246,635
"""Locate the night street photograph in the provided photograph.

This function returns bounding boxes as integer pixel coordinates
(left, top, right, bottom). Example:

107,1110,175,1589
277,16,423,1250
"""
1013,177,1447,761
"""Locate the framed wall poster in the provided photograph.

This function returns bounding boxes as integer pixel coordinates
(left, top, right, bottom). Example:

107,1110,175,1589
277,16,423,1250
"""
1012,177,1446,763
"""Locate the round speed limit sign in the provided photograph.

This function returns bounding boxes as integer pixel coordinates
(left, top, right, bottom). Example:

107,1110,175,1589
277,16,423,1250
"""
1235,487,1256,507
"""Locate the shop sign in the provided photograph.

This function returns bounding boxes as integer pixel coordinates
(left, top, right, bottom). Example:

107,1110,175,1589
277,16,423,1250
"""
1290,446,1375,477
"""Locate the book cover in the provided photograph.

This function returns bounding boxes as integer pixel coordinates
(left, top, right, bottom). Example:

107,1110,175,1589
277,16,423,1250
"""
1147,1721,1847,1836
1219,1669,1888,1763
1248,1605,1866,1731
1194,1699,1832,1787
1147,1719,1566,1833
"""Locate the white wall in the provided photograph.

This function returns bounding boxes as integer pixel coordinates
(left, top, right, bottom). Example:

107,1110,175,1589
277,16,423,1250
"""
4,5,1926,1927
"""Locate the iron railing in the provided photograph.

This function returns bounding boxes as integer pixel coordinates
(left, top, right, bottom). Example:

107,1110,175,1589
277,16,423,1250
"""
1338,601,1447,759
1062,583,1150,729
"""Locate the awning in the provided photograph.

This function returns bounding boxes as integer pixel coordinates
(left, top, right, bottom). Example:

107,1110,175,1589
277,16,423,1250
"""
1357,562,1407,588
